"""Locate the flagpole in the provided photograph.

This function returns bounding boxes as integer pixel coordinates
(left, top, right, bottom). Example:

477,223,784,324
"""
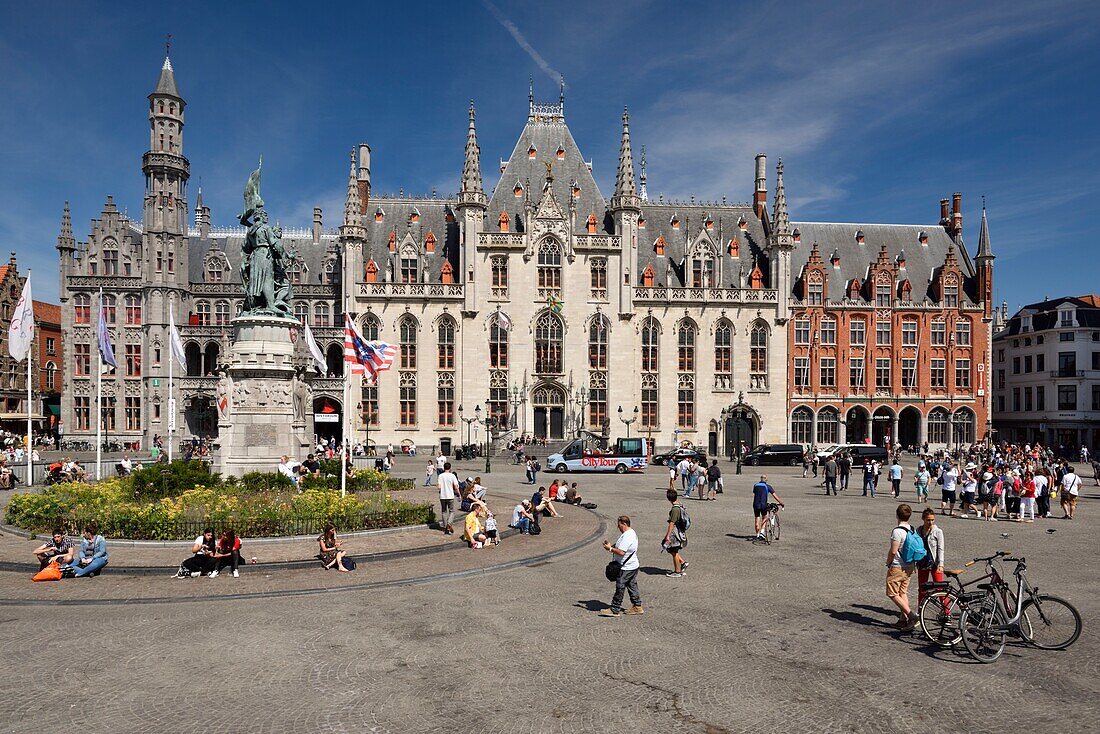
25,270,33,486
96,287,103,481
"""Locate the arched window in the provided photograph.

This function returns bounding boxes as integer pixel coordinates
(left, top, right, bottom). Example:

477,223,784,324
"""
399,316,418,370
690,246,716,288
102,243,119,276
490,256,509,297
535,311,563,374
490,315,509,369
927,408,949,444
361,314,380,341
677,374,695,428
750,322,768,387
313,303,330,327
194,300,210,326
537,240,562,294
641,318,659,373
185,342,202,377
286,259,302,285
124,294,142,325
293,302,308,325
205,257,224,283
214,301,230,326
590,257,607,299
102,295,117,324
714,319,733,389
488,372,509,429
588,315,609,370
204,343,220,375
677,321,696,372
437,317,455,370
791,407,813,444
817,407,840,444
641,318,659,428
820,316,837,345
399,245,419,284
326,343,343,377
45,362,56,390
74,293,91,324
588,371,607,430
399,372,417,426
953,408,975,445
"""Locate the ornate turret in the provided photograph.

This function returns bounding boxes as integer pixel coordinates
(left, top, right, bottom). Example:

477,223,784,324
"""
610,107,641,213
458,101,486,209
974,199,995,318
771,159,792,240
143,47,189,286
639,145,649,202
768,159,794,320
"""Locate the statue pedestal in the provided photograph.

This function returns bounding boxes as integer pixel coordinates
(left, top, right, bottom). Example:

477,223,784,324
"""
217,315,311,477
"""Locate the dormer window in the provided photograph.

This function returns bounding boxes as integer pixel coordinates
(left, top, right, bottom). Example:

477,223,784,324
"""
900,280,912,301
642,263,655,287
670,215,680,229
528,145,537,159
444,207,455,223
896,250,907,267
848,279,861,299
1021,316,1032,332
498,212,510,233
572,185,580,198
918,231,928,246
556,146,565,160
729,239,739,258
830,250,840,268
638,217,647,229
586,214,598,234
654,236,666,256
875,281,892,307
514,183,523,198
792,228,801,242
855,229,865,245
375,208,385,222
425,231,436,253
704,217,714,231
409,208,420,223
1060,310,1074,327
737,216,747,231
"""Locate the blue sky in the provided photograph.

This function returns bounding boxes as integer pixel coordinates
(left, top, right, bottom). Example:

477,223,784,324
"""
1,0,1098,308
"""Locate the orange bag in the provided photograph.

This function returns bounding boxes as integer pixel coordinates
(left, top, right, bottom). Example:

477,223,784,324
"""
33,560,63,582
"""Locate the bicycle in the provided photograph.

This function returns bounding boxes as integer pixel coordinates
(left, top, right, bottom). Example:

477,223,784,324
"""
918,551,1025,647
753,503,781,544
958,555,1081,663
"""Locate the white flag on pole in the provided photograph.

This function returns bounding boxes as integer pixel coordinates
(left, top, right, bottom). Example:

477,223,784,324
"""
7,277,33,361
168,307,186,369
303,321,328,374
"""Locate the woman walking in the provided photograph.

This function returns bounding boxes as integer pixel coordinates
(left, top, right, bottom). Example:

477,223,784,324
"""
916,508,946,607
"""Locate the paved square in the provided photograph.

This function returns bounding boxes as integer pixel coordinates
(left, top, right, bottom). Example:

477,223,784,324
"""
1,460,1096,733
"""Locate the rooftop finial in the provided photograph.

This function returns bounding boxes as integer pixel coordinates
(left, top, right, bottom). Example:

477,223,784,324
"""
529,76,534,104
639,144,649,202
559,75,565,105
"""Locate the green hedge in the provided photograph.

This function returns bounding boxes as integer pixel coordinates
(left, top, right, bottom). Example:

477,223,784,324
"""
5,465,433,540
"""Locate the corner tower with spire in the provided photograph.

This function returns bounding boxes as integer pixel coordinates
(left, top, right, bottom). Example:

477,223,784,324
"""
974,200,994,319
610,107,642,317
768,159,795,321
458,101,487,312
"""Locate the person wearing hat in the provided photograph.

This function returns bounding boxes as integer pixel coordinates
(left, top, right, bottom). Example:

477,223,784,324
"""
913,462,931,504
979,469,997,520
960,463,979,516
510,500,534,534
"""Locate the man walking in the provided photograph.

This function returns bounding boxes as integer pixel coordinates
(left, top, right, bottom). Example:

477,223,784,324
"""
662,489,688,577
886,503,919,629
438,462,459,534
1061,465,1081,519
705,459,722,501
677,457,691,494
600,515,643,617
752,474,784,538
861,458,876,497
838,452,851,491
823,456,838,496
889,459,904,498
435,451,446,480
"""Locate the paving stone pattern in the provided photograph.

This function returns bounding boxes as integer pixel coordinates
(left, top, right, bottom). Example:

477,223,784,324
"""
0,460,1096,733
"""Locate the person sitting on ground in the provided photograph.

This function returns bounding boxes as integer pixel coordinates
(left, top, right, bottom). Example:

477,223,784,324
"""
462,480,488,513
0,459,12,489
318,522,351,572
463,506,489,548
278,455,299,485
564,482,583,505
531,486,561,518
211,529,242,578
62,523,108,578
484,510,500,545
548,479,562,501
302,453,322,477
175,528,217,578
33,528,74,570
510,500,534,534
117,453,133,478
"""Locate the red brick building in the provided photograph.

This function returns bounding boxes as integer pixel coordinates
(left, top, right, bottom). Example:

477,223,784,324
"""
785,195,994,450
34,300,63,433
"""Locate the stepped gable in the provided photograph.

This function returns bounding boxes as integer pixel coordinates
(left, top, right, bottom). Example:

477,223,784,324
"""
637,202,767,288
789,221,976,304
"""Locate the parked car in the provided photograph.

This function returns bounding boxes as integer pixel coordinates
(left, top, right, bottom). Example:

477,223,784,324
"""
742,444,805,466
817,443,888,465
652,447,707,466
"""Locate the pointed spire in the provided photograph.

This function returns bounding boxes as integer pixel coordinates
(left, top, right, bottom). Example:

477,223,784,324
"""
459,101,486,208
639,145,649,202
57,201,75,250
976,198,993,259
772,158,791,236
614,107,638,199
344,149,362,227
152,48,181,98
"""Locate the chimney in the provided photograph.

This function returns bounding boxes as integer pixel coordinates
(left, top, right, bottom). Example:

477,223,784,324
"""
940,198,949,224
830,249,840,268
753,153,767,218
357,143,371,214
951,192,962,237
313,207,323,245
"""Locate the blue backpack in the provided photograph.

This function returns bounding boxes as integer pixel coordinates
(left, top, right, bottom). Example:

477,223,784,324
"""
896,526,929,565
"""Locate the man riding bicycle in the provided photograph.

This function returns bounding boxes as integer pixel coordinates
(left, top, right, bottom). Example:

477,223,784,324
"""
752,474,784,538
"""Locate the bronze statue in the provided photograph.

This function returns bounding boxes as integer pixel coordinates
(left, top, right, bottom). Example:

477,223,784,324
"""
238,161,293,317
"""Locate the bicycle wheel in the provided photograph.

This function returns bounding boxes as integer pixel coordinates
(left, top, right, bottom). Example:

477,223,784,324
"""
959,597,1006,663
1020,594,1082,650
767,514,780,543
919,590,962,647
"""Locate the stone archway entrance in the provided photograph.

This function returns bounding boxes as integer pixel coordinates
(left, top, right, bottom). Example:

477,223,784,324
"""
532,384,565,440
313,396,342,445
723,406,758,458
846,407,869,444
898,407,921,450
872,407,895,448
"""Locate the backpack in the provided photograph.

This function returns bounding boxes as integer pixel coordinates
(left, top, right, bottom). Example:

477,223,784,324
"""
528,521,542,536
675,503,691,532
896,526,929,566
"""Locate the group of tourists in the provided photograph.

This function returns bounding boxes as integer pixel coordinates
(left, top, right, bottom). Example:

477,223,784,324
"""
173,528,243,578
668,458,724,501
32,523,108,579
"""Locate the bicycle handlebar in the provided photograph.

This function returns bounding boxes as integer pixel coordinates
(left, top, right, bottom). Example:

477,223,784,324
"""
966,551,1009,566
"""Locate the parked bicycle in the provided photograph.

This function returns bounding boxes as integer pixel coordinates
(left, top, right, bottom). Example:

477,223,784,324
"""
918,551,1030,647
753,503,781,545
958,555,1081,663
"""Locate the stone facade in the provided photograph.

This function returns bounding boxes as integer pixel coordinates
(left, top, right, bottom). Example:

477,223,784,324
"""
54,54,994,455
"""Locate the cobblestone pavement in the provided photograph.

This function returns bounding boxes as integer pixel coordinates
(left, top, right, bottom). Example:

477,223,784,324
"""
1,461,1096,733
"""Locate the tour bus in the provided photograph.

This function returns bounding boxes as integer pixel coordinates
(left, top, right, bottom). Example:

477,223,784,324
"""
547,436,649,474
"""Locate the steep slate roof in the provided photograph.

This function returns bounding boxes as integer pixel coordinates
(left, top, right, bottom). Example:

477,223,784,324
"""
361,197,460,276
637,204,769,288
152,56,181,98
487,115,607,233
789,222,976,304
187,234,336,286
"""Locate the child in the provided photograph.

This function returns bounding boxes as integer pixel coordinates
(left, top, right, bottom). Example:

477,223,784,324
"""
423,460,434,486
484,511,499,545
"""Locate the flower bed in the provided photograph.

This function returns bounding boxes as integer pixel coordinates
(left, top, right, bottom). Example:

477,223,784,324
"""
5,462,433,540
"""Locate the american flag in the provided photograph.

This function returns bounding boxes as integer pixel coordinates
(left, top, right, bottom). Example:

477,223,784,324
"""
344,314,396,381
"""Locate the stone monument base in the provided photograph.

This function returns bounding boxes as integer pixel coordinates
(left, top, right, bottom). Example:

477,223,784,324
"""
217,314,310,477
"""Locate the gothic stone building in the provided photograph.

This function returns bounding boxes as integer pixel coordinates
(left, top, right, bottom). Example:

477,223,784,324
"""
55,54,992,454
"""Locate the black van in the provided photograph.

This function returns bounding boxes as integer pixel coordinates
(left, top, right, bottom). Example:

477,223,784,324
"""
743,444,805,466
843,445,888,464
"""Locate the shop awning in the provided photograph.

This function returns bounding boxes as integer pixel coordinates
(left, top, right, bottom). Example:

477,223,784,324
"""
46,404,61,416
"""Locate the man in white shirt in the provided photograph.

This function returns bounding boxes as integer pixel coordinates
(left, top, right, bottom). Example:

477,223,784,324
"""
601,515,643,617
676,458,691,494
1061,466,1082,520
438,462,460,534
939,463,959,517
278,455,299,485
435,453,446,479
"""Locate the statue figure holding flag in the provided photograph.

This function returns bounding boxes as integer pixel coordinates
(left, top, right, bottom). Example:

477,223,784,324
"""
239,161,294,317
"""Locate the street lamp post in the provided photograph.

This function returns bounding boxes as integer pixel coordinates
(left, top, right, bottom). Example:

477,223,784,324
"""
459,404,479,450
722,401,746,475
508,384,525,431
617,405,639,438
571,387,589,437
